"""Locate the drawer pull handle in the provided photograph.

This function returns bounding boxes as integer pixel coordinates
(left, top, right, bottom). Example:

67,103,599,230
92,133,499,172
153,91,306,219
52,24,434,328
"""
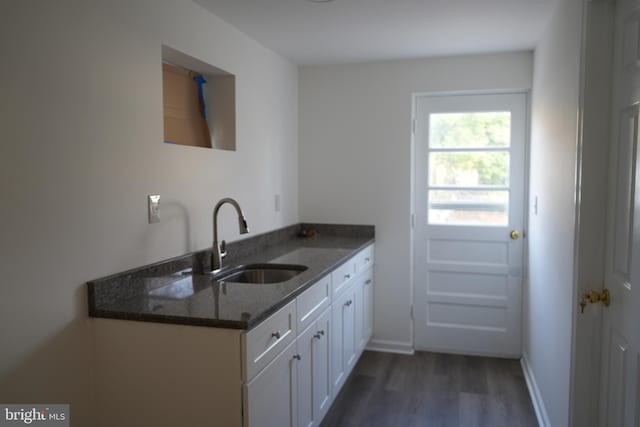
271,331,281,339
344,274,351,280
344,300,353,307
293,354,301,361
314,333,322,340
365,279,372,285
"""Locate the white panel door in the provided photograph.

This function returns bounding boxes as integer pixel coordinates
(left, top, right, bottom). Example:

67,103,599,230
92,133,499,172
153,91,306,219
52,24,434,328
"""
600,1,640,425
414,92,526,357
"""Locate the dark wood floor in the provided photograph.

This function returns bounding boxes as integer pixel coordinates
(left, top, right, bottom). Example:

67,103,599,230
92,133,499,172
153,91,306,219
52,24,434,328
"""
320,351,538,427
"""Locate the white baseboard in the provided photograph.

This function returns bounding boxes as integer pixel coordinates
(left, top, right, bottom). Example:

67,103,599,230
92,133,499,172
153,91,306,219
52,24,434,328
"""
521,354,551,427
365,339,414,355
414,345,520,359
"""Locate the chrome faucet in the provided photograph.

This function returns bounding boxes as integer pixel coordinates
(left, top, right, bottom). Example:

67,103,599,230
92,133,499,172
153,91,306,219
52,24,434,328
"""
212,198,249,273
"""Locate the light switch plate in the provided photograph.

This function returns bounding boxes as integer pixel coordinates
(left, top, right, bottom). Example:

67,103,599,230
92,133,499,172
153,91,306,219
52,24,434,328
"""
274,194,280,212
148,195,160,223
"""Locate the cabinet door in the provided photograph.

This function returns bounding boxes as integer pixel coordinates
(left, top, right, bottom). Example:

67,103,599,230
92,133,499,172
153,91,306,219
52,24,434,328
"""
296,324,315,427
331,286,356,393
344,286,358,374
364,270,373,346
244,341,297,427
354,277,364,358
297,308,332,427
313,309,332,423
356,270,373,352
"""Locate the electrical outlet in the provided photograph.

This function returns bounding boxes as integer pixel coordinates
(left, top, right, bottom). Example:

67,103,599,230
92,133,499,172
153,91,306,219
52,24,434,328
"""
148,195,160,223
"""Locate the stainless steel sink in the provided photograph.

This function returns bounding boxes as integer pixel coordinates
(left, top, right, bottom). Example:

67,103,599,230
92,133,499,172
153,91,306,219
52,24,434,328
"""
216,263,307,284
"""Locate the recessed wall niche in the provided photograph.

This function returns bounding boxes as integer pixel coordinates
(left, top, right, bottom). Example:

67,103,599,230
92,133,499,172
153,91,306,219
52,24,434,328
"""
161,45,236,150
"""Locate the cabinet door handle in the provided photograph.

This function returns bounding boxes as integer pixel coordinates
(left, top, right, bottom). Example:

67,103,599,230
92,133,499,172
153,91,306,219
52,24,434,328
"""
314,333,322,340
365,258,371,262
319,330,325,336
271,331,281,339
344,300,353,307
365,279,372,285
293,354,301,361
344,274,351,280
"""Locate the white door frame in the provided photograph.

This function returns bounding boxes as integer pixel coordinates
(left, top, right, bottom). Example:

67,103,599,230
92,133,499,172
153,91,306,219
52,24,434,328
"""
410,89,531,356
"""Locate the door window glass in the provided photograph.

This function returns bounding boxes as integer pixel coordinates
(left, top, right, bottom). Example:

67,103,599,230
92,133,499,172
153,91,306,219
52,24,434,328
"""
428,112,511,226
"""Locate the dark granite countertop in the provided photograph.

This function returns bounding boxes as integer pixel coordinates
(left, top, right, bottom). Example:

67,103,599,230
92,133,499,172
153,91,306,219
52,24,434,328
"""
88,223,374,330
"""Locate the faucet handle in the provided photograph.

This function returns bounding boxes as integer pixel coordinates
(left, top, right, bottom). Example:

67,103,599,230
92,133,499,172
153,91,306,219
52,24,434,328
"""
220,240,227,258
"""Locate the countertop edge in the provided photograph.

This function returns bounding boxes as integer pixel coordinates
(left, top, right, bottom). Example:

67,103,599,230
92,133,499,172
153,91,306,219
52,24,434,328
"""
89,309,248,329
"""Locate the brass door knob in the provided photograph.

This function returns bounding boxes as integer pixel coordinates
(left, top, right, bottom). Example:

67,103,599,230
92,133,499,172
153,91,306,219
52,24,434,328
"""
579,289,611,314
510,230,521,240
584,289,610,305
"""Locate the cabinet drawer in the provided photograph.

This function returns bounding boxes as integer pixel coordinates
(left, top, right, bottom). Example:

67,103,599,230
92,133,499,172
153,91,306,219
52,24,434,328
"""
355,244,374,274
331,259,356,299
297,275,331,333
243,300,296,382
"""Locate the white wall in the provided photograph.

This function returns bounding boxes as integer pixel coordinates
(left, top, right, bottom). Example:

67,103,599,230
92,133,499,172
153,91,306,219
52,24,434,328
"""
524,0,584,425
299,53,533,353
0,1,298,424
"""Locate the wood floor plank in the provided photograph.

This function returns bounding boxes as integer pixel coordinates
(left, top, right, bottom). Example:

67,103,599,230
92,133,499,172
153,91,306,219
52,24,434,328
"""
320,351,538,427
321,374,376,427
403,391,460,427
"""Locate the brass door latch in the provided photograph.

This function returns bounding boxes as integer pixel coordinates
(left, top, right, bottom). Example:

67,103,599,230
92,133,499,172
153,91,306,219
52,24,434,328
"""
579,289,610,314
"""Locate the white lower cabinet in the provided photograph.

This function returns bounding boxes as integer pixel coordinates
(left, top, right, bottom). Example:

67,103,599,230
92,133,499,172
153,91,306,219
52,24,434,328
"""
245,244,374,427
330,254,375,399
296,308,332,427
313,309,332,421
244,340,298,427
244,289,335,427
354,278,364,358
297,320,315,427
358,268,374,353
331,283,357,393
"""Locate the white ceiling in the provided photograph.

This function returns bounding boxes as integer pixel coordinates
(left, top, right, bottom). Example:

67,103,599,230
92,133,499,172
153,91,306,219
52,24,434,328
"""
194,0,559,65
